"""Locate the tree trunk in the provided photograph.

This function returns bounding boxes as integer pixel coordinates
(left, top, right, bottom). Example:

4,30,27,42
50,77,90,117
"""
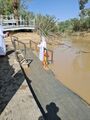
13,0,19,24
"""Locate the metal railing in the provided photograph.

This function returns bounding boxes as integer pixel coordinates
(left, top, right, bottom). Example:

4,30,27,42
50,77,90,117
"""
29,40,53,63
11,36,53,63
11,36,26,57
11,36,32,67
29,40,38,51
0,14,35,31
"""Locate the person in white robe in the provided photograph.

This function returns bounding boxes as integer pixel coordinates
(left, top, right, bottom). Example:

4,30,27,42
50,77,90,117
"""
0,25,8,56
37,35,47,61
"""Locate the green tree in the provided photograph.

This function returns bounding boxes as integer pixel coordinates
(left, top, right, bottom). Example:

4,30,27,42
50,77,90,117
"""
0,0,32,16
79,0,89,17
13,0,20,19
79,0,88,10
0,0,13,15
36,14,58,35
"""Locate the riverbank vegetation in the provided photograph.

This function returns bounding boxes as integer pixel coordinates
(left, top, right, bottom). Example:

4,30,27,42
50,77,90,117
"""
0,0,90,38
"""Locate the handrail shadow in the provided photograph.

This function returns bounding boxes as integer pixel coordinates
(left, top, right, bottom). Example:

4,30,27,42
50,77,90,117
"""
0,53,25,114
20,65,46,119
20,66,61,120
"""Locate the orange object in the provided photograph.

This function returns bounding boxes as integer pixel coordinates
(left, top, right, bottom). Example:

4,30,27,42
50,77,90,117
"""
43,48,49,68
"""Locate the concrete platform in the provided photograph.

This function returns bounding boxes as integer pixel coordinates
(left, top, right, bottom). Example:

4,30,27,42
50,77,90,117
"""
22,48,90,120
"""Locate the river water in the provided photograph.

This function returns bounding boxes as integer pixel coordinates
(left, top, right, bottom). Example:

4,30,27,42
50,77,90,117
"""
51,37,90,104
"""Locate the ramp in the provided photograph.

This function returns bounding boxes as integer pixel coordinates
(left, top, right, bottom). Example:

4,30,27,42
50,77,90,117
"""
21,48,90,120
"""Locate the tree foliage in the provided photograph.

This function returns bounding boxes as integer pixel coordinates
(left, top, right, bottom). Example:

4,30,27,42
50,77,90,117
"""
0,0,31,15
79,0,89,17
79,0,88,10
0,0,90,34
57,0,90,33
0,0,13,15
36,14,58,35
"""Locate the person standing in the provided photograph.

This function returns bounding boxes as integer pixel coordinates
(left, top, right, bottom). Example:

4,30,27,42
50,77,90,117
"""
0,25,9,56
37,35,47,62
43,48,49,69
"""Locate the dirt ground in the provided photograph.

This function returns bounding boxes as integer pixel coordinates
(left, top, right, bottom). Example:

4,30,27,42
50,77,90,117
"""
5,32,40,47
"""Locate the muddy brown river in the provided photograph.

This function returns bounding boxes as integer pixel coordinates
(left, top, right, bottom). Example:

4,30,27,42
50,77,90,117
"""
51,38,90,104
